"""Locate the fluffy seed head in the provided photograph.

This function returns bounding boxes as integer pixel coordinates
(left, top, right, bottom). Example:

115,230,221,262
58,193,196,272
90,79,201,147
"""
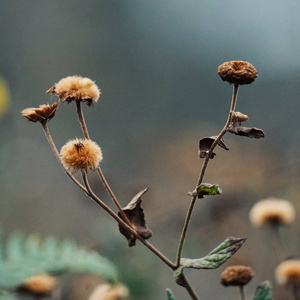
275,260,300,287
221,265,254,287
88,283,129,300
47,76,100,105
249,198,296,228
23,274,57,294
217,61,258,85
21,103,58,123
60,138,103,173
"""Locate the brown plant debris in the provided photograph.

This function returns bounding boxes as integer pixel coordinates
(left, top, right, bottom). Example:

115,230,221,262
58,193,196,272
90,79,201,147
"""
118,188,152,247
198,136,229,159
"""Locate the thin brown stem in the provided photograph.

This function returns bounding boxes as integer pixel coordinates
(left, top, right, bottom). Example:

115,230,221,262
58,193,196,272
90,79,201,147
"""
75,101,132,226
41,122,88,193
175,83,239,267
239,286,245,300
96,166,132,226
81,172,177,270
76,100,90,139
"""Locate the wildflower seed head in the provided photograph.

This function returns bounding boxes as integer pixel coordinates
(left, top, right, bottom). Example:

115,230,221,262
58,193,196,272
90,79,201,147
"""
275,259,300,287
47,76,100,106
21,103,58,123
23,274,57,295
221,265,254,287
249,198,296,228
217,61,258,85
60,138,103,173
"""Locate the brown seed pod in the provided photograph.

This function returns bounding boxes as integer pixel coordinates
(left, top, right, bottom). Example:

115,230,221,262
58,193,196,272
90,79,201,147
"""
221,265,254,286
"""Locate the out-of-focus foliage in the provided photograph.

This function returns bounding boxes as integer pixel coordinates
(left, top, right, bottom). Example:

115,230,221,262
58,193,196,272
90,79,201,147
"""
0,228,119,289
0,75,10,119
253,280,273,300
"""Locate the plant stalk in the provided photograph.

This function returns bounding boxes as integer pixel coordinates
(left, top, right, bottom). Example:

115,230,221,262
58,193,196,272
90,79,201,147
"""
75,100,132,226
175,83,239,267
81,172,177,270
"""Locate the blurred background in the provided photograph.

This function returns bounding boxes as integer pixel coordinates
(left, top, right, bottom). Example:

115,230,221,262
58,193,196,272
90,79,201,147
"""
0,1,299,299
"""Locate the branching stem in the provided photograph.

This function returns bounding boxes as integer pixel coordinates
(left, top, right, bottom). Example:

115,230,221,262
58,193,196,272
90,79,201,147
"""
81,172,177,270
75,100,132,226
175,83,239,267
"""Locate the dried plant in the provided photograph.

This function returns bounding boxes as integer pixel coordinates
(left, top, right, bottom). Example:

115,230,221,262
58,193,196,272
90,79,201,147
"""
20,62,270,299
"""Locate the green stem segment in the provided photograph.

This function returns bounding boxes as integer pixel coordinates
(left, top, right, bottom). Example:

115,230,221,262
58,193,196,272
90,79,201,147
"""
175,83,239,267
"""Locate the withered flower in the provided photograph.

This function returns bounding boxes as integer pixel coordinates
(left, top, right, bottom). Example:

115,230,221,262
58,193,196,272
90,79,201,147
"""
275,259,300,287
21,103,58,123
47,76,100,106
23,274,57,295
249,198,296,228
60,138,103,173
217,61,258,85
221,265,254,286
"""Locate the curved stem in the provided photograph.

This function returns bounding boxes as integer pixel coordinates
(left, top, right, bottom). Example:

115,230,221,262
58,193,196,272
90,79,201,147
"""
81,172,177,270
180,273,200,300
75,101,132,226
96,166,132,227
175,83,239,267
41,122,88,193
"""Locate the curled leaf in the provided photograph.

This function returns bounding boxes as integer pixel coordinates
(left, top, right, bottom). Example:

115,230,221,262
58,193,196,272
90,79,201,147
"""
166,288,176,300
198,137,229,159
227,126,265,139
253,280,273,300
118,188,152,247
188,183,222,199
175,237,246,286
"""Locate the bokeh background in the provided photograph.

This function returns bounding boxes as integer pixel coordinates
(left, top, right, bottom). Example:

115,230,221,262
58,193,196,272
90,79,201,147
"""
0,1,299,299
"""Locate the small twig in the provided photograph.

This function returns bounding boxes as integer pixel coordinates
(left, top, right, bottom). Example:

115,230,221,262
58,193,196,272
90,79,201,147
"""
41,122,88,193
75,100,132,226
81,172,177,270
175,83,239,267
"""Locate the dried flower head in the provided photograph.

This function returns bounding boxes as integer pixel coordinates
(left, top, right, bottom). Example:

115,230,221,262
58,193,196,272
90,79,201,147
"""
217,61,258,85
88,283,129,300
221,265,254,287
275,260,300,287
21,103,58,123
23,274,57,294
249,198,296,227
60,138,103,173
47,76,100,105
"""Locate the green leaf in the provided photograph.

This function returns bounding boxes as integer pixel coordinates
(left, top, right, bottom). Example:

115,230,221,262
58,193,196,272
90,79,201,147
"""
188,183,222,199
253,281,272,300
166,288,176,300
0,230,120,289
174,237,246,286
